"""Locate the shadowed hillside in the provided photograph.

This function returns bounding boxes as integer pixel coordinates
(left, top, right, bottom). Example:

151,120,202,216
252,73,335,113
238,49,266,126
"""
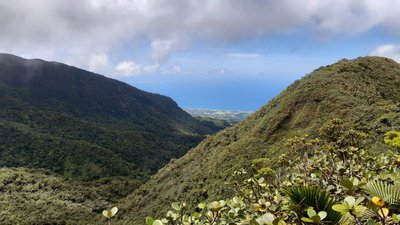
117,57,400,224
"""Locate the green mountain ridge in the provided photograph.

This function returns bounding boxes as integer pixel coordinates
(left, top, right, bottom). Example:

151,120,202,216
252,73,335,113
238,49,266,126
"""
116,56,400,224
0,53,220,181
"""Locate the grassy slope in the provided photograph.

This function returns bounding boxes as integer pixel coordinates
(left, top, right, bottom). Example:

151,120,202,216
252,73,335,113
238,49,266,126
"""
117,57,400,224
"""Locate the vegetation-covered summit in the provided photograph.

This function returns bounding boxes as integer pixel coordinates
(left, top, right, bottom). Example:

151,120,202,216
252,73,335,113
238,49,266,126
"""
0,53,220,181
118,56,400,223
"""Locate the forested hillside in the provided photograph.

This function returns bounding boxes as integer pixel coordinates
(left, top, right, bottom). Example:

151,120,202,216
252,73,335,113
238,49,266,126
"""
117,57,400,224
0,53,220,181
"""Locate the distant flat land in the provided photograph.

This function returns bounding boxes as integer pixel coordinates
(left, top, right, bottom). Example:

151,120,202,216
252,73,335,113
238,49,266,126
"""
184,108,254,123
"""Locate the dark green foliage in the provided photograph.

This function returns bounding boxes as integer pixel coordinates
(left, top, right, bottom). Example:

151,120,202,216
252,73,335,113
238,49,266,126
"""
0,53,220,181
0,168,107,225
0,53,224,224
195,117,231,130
0,167,143,225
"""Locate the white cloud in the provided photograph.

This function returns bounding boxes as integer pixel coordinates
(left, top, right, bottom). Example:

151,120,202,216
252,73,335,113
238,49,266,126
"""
143,63,160,73
115,61,142,76
151,38,187,63
170,64,182,74
163,64,183,74
89,53,108,71
2,0,400,69
371,44,400,62
206,68,233,76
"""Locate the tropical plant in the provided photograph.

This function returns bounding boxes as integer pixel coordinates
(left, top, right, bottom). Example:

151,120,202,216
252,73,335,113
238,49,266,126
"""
285,186,342,224
145,129,400,225
364,181,400,210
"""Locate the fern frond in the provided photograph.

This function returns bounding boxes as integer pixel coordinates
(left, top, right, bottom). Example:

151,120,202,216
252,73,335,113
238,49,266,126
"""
364,180,400,210
285,186,342,224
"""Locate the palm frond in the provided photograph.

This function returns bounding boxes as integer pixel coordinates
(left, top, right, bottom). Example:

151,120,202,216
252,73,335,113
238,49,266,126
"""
284,186,342,224
364,180,400,210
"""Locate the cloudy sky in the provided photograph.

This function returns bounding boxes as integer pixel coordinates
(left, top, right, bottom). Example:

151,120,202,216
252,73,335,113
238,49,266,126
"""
1,0,400,110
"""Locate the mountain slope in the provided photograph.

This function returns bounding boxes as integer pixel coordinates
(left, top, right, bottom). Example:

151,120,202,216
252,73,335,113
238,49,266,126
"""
117,56,400,223
0,53,219,181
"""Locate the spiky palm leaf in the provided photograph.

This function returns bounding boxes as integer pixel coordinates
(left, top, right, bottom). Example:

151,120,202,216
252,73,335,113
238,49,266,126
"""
285,186,342,224
364,180,400,210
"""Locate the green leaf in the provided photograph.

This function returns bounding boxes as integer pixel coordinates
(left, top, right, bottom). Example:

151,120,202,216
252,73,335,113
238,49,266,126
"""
355,196,365,205
284,186,342,223
366,201,378,211
353,205,367,216
311,215,321,222
171,202,181,211
145,217,154,225
198,202,206,209
263,213,275,223
318,211,327,220
272,218,286,225
340,179,354,190
153,220,163,225
332,204,349,214
250,219,260,225
307,209,317,218
344,196,356,206
367,219,380,225
256,212,275,224
301,217,314,223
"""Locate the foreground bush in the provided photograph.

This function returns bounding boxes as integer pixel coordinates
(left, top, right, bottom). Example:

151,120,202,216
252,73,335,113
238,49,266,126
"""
146,126,400,225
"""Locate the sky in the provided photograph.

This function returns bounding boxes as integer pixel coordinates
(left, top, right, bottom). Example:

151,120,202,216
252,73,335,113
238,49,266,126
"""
1,0,400,110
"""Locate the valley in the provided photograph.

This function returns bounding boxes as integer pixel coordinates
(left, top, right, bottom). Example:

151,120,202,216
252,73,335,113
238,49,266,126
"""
2,2,400,224
1,55,398,224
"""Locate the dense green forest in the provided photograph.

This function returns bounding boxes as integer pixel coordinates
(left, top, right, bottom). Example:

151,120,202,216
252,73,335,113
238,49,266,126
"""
0,53,227,224
0,167,138,224
0,53,222,181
